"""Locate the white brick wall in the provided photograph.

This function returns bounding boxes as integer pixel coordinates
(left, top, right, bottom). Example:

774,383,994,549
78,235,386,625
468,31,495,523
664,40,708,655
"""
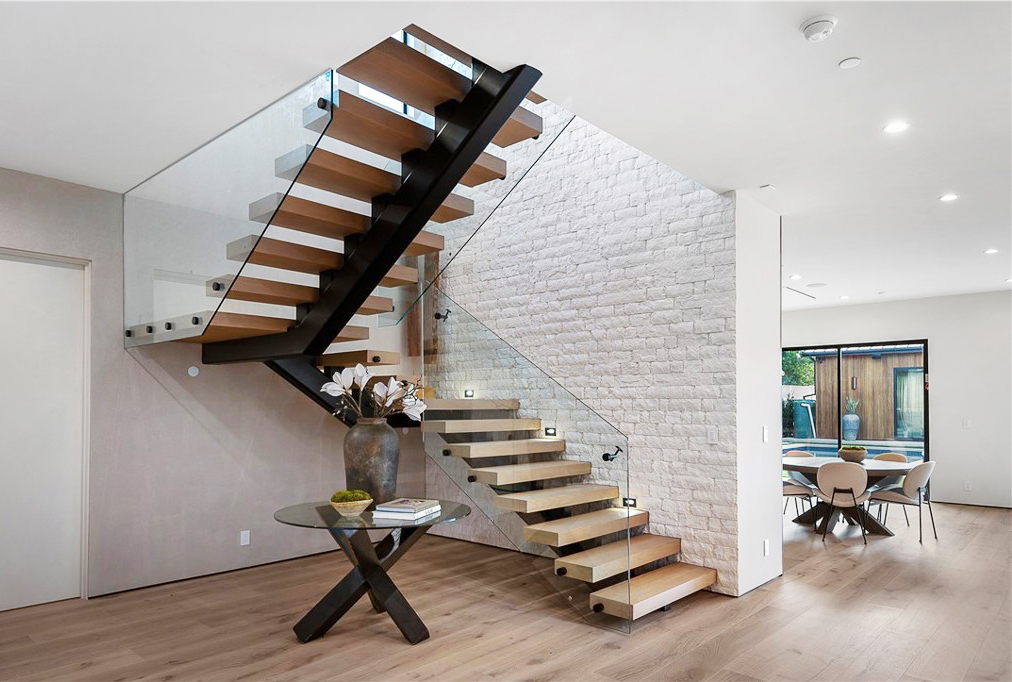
426,103,741,595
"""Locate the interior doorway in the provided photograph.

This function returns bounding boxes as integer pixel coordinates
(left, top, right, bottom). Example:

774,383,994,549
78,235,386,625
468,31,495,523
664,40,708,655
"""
0,250,87,611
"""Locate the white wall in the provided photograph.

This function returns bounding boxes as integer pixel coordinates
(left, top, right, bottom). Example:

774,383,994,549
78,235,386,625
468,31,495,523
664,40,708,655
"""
783,291,1012,508
0,167,425,597
734,193,783,593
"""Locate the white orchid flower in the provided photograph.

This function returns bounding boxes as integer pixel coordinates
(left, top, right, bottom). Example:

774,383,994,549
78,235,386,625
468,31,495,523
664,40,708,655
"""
384,378,407,407
402,400,427,422
320,381,344,397
339,368,355,390
353,363,373,388
373,380,388,403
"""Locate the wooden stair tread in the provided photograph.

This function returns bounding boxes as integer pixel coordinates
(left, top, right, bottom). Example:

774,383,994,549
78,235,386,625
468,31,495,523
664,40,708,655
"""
320,92,505,187
425,398,520,410
250,194,444,255
227,236,342,274
555,534,682,583
523,508,649,547
318,350,399,366
209,275,391,315
226,236,418,286
339,38,541,147
589,562,716,620
495,484,618,513
401,24,546,105
442,438,565,458
421,418,540,434
469,460,591,485
177,313,367,345
289,148,473,221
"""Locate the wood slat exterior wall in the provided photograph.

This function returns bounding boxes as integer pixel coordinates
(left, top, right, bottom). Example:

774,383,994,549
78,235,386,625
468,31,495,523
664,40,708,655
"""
813,351,923,441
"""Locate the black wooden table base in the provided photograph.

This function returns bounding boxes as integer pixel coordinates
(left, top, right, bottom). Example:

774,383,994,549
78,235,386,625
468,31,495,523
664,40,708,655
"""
294,525,431,644
792,501,894,536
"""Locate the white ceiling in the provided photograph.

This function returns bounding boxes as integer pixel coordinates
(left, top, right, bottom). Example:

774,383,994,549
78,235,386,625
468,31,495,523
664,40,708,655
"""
0,2,1009,309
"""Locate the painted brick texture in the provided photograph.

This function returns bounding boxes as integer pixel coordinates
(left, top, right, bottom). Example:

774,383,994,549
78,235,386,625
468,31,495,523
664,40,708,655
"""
425,103,740,594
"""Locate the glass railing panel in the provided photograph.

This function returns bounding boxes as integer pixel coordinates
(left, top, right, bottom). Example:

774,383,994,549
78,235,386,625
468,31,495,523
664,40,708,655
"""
123,71,333,346
420,288,632,633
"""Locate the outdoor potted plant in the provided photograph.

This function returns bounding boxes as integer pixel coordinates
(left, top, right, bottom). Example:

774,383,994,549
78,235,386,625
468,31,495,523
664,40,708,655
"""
842,396,861,441
321,364,427,504
839,444,868,463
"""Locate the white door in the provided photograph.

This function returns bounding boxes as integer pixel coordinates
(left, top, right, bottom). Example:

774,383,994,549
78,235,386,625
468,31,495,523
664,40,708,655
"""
0,252,85,611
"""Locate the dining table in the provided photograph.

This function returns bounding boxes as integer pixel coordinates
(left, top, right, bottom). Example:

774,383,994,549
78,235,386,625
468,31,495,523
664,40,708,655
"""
782,455,916,536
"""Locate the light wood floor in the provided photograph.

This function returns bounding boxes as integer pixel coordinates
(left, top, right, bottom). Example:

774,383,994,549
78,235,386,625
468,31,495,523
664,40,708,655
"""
0,502,1008,681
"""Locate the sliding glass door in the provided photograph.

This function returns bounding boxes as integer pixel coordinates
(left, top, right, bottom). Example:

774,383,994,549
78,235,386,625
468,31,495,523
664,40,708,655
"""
782,341,928,462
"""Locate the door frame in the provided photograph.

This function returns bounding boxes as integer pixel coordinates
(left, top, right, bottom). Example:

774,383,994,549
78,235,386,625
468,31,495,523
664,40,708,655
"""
0,247,91,602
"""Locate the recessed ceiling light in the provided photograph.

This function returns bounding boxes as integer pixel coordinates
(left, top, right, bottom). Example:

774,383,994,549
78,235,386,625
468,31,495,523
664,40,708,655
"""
838,57,861,70
807,283,827,288
939,193,959,202
984,248,999,255
790,274,802,280
883,120,910,134
840,295,850,300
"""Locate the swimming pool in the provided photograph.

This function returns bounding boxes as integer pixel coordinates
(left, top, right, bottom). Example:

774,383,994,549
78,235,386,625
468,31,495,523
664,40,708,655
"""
782,439,924,461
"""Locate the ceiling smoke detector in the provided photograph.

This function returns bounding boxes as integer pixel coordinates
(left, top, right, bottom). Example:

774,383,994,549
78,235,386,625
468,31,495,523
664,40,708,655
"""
801,15,838,42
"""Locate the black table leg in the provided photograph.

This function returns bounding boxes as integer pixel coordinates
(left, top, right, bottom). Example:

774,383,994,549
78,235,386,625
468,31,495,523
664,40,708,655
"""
294,525,431,644
792,501,894,537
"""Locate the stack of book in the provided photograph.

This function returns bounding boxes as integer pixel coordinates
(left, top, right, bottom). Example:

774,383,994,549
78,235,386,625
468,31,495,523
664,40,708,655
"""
372,498,441,521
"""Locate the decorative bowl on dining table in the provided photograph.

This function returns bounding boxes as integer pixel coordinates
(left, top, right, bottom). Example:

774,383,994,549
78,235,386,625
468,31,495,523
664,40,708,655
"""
838,445,868,463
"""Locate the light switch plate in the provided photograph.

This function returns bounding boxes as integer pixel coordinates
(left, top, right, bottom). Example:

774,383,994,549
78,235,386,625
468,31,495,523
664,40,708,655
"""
963,418,973,429
706,426,719,444
239,530,250,546
762,426,769,443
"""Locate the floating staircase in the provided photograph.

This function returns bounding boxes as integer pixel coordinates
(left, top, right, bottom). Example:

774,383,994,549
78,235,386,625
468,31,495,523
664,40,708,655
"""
423,399,717,621
124,25,716,630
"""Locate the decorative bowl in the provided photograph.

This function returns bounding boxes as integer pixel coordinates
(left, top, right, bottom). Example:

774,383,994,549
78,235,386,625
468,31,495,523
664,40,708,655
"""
330,498,373,516
838,448,867,463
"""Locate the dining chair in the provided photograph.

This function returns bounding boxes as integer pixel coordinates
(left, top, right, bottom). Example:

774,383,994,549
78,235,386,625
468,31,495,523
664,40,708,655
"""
869,461,938,543
815,461,871,544
783,450,816,515
868,453,909,525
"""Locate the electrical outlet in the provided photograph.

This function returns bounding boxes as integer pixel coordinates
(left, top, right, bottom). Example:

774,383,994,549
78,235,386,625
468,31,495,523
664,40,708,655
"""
707,426,719,444
239,530,250,546
763,539,770,557
964,481,972,492
963,418,973,429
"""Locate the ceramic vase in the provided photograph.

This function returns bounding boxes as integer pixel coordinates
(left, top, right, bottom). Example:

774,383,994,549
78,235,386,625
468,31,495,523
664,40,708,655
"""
343,418,399,503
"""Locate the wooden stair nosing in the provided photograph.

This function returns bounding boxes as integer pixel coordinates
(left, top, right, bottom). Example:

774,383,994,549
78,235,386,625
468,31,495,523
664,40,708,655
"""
275,146,473,219
250,194,444,255
523,508,649,547
338,38,541,147
420,418,541,434
425,398,520,411
441,438,565,458
589,562,717,620
494,484,619,513
469,460,592,486
554,533,682,583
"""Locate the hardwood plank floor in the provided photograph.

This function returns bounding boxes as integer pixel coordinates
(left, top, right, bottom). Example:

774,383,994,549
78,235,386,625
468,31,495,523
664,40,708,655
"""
0,502,1007,681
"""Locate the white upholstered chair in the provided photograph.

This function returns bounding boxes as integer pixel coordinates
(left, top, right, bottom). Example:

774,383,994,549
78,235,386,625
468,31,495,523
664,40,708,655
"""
869,461,938,543
783,451,816,516
868,452,909,525
815,461,871,544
